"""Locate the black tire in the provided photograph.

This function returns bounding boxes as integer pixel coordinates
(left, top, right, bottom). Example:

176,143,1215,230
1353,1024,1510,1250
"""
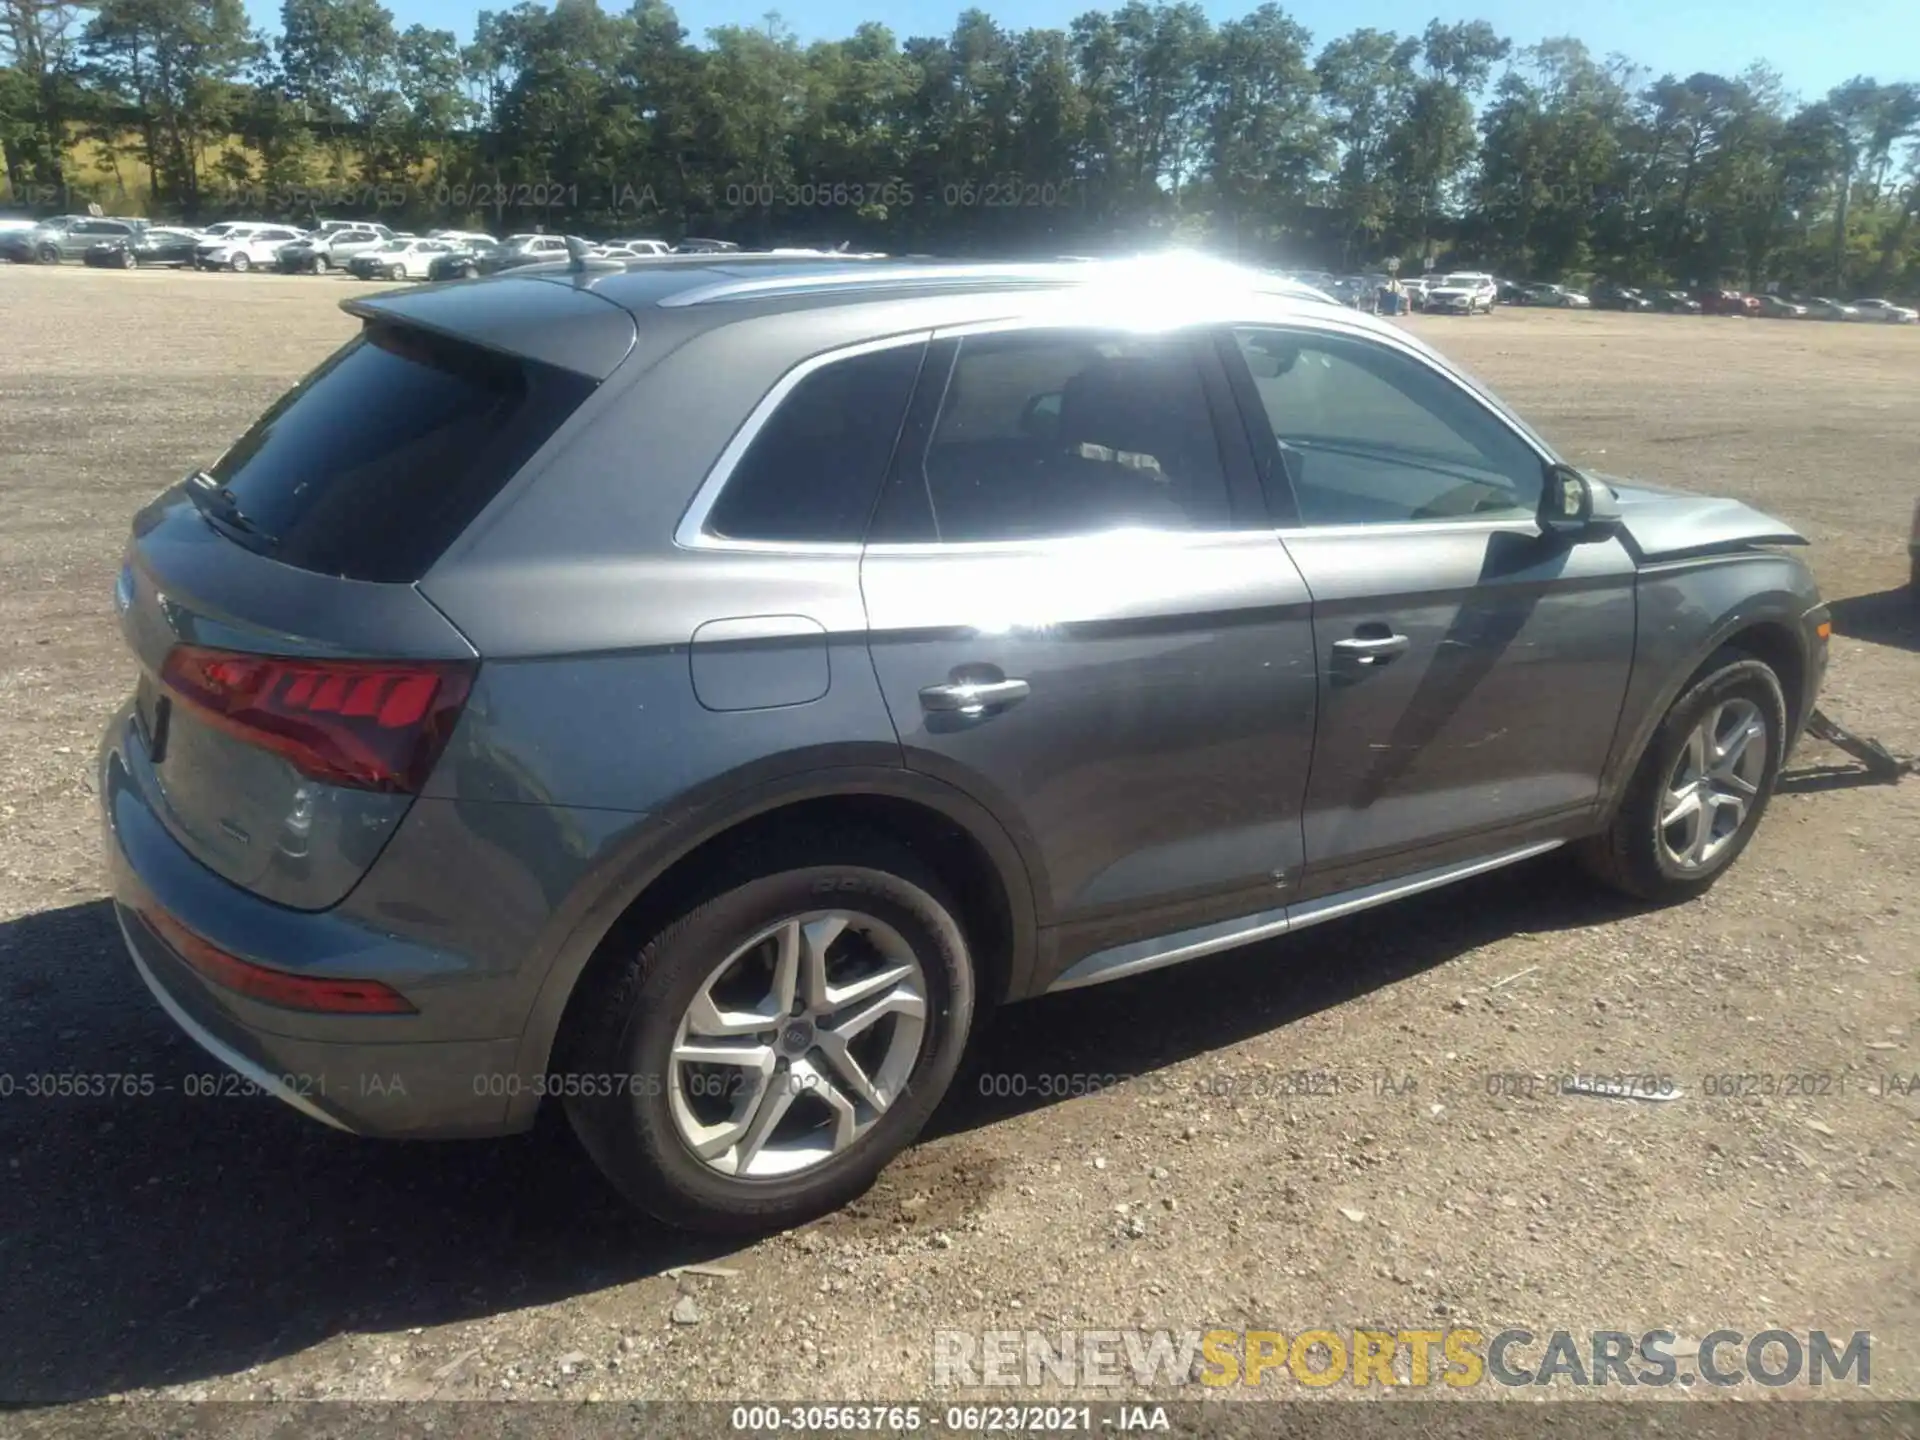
34,242,59,264
1577,649,1787,901
119,248,136,269
562,834,976,1233
230,253,249,272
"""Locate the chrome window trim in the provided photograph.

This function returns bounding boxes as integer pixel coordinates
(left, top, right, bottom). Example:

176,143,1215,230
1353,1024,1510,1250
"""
862,527,1295,560
673,329,936,552
678,307,1564,558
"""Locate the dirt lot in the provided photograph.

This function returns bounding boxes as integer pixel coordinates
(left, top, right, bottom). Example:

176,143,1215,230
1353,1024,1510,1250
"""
3,265,1919,1417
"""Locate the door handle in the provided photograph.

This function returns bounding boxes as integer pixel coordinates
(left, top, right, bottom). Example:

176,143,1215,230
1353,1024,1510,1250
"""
1332,634,1410,665
919,677,1031,715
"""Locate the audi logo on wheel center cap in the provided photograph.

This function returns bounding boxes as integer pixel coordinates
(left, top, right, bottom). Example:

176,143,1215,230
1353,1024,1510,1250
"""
780,1020,815,1055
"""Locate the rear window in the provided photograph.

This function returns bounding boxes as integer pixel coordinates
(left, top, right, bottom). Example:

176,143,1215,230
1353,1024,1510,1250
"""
201,322,595,582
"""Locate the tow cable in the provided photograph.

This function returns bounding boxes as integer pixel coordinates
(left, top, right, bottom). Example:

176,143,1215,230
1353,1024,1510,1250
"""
1804,708,1920,782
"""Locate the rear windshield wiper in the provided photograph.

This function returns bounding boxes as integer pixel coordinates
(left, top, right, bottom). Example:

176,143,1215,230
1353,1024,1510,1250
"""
185,471,280,549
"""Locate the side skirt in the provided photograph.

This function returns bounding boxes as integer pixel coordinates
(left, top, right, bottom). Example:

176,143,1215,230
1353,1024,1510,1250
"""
1044,839,1563,993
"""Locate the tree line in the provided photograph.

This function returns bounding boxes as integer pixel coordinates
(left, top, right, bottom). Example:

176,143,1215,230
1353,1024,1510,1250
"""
2,0,1918,294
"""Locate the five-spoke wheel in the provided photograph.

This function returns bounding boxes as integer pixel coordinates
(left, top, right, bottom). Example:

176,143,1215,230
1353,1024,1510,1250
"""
668,912,928,1179
563,838,975,1233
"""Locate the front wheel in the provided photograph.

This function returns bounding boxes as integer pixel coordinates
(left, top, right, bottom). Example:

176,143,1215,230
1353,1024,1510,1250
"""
1578,650,1786,901
563,837,976,1233
229,253,250,272
119,249,136,269
34,243,59,264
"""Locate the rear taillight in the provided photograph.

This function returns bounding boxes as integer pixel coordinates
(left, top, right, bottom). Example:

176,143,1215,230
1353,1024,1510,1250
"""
159,646,472,793
141,907,415,1014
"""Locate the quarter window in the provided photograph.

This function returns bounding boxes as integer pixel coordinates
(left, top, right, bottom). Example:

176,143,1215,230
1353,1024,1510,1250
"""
1231,327,1544,526
888,330,1232,543
702,342,924,544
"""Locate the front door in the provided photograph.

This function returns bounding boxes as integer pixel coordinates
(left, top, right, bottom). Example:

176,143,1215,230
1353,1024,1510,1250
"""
1220,323,1637,894
861,327,1320,938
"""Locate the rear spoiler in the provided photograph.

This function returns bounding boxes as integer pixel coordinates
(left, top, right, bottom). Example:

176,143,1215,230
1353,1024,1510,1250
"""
340,276,636,381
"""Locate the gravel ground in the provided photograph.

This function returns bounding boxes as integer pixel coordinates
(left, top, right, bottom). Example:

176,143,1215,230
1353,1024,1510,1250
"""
2,266,1918,1418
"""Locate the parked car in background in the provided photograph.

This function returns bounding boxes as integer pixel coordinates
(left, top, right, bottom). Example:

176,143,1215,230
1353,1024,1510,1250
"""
1695,288,1760,316
196,225,304,272
276,226,391,273
1754,294,1807,319
1496,279,1531,304
1644,289,1702,314
1852,299,1918,324
98,254,1828,1234
84,226,201,269
674,236,741,254
1423,271,1498,314
1,215,147,264
1588,281,1654,312
1525,283,1590,308
346,237,454,281
607,237,671,255
308,220,391,238
1801,296,1861,322
428,237,502,280
477,233,572,273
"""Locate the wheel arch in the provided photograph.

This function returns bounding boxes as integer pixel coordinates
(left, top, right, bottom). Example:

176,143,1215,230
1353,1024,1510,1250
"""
1597,589,1811,825
503,768,1040,1131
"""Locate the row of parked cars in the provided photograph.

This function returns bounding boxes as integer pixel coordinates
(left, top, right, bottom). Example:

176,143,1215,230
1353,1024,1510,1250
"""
1509,278,1917,322
1277,265,1919,323
0,213,746,278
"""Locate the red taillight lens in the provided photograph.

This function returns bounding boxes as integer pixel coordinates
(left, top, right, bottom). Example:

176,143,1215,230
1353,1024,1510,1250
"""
141,907,416,1014
159,646,472,793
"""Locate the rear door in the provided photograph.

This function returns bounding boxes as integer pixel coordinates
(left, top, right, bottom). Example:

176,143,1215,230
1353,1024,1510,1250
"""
1219,323,1636,895
861,325,1319,937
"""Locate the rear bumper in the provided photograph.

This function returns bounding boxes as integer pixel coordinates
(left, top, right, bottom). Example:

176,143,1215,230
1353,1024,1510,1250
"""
99,705,526,1139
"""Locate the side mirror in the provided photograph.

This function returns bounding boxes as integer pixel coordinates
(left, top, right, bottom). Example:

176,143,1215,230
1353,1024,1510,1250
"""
1539,463,1622,541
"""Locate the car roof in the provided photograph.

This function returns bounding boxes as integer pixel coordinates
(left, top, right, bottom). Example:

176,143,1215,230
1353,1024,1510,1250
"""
346,252,1411,381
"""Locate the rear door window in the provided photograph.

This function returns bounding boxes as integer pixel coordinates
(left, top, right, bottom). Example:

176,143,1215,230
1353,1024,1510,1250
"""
875,329,1234,543
701,341,924,543
198,322,596,582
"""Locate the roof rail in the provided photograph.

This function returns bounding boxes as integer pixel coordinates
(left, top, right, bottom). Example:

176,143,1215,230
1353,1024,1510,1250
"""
656,261,1084,308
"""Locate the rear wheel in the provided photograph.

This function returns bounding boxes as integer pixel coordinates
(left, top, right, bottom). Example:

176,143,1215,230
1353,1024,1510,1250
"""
1578,650,1786,901
563,835,976,1233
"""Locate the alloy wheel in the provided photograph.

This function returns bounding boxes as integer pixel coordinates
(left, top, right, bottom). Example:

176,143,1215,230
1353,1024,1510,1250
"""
1658,698,1768,872
667,910,928,1179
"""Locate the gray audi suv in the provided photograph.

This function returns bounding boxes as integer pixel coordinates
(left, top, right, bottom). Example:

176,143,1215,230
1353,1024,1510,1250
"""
100,254,1829,1231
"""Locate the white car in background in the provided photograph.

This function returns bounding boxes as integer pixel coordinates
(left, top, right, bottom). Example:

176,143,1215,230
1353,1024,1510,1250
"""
1852,298,1918,324
1423,270,1499,314
346,237,454,280
195,224,306,272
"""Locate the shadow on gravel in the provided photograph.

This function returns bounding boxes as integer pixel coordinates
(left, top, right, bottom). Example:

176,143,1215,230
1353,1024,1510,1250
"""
0,899,729,1405
940,853,1637,1136
0,857,1631,1404
1829,586,1920,654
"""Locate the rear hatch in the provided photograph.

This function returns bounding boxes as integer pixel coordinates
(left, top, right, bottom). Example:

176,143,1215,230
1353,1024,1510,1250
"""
118,285,630,909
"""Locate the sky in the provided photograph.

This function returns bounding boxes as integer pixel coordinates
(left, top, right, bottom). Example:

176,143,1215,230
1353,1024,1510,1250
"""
241,0,1919,102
